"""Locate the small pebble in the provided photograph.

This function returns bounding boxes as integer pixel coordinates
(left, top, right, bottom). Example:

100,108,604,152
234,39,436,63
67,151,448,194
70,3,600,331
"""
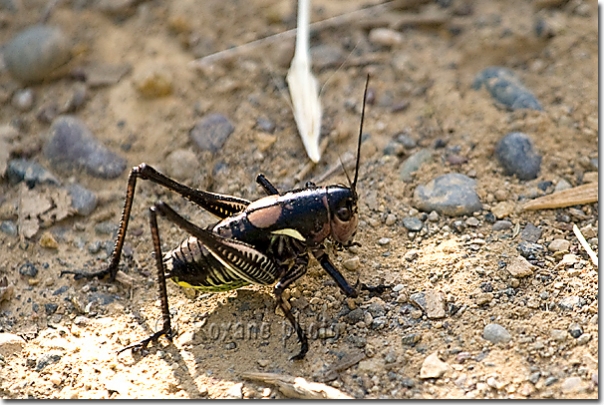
568,322,583,338
505,255,534,278
427,211,439,222
400,149,432,182
11,88,34,111
68,183,97,216
385,214,397,226
558,296,585,311
401,333,421,345
465,217,479,227
345,308,365,324
224,383,243,399
378,237,390,246
520,223,542,243
483,323,511,344
342,256,360,271
402,217,423,231
36,353,62,371
7,159,60,187
473,67,542,111
548,238,570,252
39,231,59,249
190,113,235,153
517,241,544,258
404,249,419,261
0,221,18,236
544,376,558,387
3,25,72,83
409,290,446,319
165,149,200,182
419,352,449,379
44,116,126,179
396,133,417,149
492,220,512,231
18,262,38,278
576,333,591,345
368,28,403,47
554,178,572,192
495,132,542,180
413,173,482,216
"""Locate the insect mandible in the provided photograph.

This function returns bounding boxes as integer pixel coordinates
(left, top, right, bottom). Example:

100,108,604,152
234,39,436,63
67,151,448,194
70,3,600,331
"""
62,75,382,360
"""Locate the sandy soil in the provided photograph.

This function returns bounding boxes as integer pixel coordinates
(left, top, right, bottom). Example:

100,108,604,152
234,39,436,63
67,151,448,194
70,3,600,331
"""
0,0,598,399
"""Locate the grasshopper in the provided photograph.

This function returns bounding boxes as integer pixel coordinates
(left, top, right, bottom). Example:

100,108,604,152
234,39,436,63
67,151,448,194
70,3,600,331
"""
63,77,380,360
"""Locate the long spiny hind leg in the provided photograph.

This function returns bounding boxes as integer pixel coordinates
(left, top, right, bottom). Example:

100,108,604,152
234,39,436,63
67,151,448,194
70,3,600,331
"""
118,204,173,355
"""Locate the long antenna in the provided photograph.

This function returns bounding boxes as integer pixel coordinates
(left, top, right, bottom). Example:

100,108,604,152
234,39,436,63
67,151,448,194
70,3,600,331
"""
352,74,370,192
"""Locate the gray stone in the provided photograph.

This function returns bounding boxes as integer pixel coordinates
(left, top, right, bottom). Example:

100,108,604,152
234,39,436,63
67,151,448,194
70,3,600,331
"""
190,113,235,153
0,221,18,236
3,25,72,83
568,322,583,338
36,352,62,371
400,148,432,182
67,183,97,216
483,323,511,344
517,241,545,258
44,116,126,179
402,216,423,231
495,132,542,180
345,308,365,324
413,173,482,216
7,159,60,187
473,67,542,111
492,220,513,231
520,223,542,243
561,376,585,393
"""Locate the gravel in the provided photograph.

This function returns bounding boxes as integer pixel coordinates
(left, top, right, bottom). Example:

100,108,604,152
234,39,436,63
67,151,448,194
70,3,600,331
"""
18,262,38,278
7,159,60,187
402,217,423,231
400,149,432,182
67,183,97,216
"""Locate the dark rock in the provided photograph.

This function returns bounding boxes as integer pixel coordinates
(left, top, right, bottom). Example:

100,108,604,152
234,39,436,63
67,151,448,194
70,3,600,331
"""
520,223,542,243
67,183,97,216
3,25,72,83
36,353,62,371
44,116,126,179
367,302,386,317
402,217,423,231
345,308,365,324
396,133,417,149
88,292,117,305
495,132,542,180
44,303,58,315
52,285,69,296
401,333,422,346
190,113,235,153
473,67,542,111
7,159,60,187
413,173,482,216
18,262,38,278
517,241,544,258
568,322,583,338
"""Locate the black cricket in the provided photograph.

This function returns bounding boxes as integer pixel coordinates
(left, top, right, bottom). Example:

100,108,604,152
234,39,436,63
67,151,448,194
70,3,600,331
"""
62,77,380,360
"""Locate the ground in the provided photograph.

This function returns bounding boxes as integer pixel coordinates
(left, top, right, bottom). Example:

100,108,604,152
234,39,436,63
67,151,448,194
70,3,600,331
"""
0,0,598,399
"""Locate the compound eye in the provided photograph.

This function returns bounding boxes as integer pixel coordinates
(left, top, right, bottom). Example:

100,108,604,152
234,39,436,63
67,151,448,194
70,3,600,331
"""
336,206,351,221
